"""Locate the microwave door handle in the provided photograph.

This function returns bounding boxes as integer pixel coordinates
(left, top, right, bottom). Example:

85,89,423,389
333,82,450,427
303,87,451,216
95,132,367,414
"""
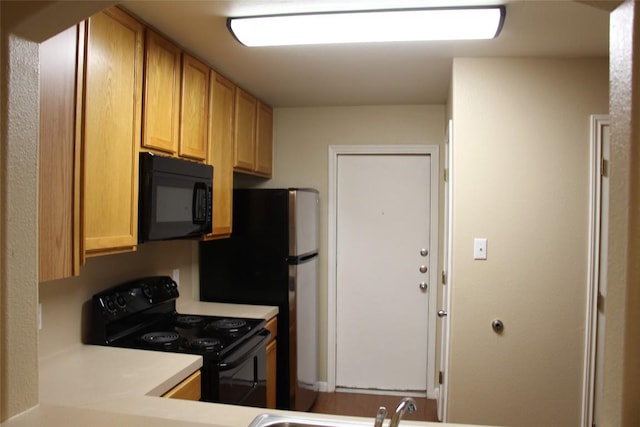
192,182,206,224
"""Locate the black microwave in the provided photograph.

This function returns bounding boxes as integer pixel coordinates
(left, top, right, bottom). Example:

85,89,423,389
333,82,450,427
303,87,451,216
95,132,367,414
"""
139,152,213,243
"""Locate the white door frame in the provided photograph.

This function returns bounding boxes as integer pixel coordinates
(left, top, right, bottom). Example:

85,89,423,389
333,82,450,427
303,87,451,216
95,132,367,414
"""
437,120,453,421
327,145,440,398
582,115,610,427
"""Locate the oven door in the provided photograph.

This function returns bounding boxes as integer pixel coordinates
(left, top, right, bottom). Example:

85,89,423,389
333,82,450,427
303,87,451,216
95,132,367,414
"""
218,330,269,407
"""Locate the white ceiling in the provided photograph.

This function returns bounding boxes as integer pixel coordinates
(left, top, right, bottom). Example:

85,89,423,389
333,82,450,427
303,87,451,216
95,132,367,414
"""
121,0,610,107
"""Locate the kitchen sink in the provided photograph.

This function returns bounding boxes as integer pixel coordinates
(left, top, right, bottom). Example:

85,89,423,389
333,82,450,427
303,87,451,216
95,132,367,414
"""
248,413,375,427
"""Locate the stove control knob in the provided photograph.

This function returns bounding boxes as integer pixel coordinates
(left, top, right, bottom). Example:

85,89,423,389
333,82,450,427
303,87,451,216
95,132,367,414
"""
116,294,126,307
105,298,116,311
142,286,153,299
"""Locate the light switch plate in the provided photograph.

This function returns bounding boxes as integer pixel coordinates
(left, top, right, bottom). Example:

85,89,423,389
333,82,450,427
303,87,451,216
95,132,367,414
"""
474,238,488,260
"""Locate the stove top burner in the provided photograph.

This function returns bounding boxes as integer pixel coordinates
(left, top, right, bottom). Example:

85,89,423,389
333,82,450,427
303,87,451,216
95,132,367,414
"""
205,318,249,335
140,331,181,347
174,315,205,328
189,337,222,350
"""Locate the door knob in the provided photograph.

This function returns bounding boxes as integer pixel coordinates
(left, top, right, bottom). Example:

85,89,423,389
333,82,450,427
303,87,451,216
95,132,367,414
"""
419,282,428,291
492,319,504,333
420,248,429,257
437,310,447,318
419,265,428,273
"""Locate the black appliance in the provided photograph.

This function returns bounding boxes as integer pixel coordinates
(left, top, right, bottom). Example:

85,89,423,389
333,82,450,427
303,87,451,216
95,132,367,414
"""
89,276,268,406
199,188,319,411
138,152,213,243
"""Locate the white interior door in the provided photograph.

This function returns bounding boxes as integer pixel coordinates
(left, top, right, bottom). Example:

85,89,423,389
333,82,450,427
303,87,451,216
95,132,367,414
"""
335,153,432,392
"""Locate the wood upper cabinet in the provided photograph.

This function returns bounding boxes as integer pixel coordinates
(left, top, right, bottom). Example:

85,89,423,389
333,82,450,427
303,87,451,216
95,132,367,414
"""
82,7,143,256
205,72,236,239
142,29,181,154
179,54,209,161
256,101,273,177
39,23,84,282
233,87,257,172
234,88,273,177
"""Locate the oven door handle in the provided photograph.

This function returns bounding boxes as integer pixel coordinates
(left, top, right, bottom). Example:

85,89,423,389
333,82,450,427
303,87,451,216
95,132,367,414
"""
218,330,269,370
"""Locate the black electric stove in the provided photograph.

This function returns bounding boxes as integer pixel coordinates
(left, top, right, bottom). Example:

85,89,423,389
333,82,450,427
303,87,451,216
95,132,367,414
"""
89,276,268,406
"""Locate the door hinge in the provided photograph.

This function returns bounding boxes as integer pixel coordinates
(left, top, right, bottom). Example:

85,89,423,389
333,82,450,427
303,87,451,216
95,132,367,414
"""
444,168,448,182
442,271,447,285
439,371,443,385
597,292,605,312
601,158,609,178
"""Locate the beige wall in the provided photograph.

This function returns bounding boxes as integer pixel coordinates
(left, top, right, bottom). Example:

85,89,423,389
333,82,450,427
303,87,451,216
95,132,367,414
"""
448,57,608,426
237,105,447,383
38,240,198,359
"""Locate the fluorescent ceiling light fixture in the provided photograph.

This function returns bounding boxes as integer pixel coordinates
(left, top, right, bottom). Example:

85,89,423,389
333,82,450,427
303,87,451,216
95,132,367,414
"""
228,6,506,47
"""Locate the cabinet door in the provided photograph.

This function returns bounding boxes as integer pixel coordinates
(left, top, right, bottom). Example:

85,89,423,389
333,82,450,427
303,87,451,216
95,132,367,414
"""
206,72,235,238
255,101,273,177
179,54,209,161
233,87,257,171
265,316,278,409
163,370,201,401
267,339,277,409
142,29,181,154
39,23,84,281
83,8,143,255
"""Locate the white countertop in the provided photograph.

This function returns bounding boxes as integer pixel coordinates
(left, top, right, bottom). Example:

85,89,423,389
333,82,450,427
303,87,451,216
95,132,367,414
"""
176,300,279,320
3,301,473,427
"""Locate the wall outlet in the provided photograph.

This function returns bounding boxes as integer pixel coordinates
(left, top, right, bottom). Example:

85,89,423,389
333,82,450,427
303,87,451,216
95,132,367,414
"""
172,268,180,286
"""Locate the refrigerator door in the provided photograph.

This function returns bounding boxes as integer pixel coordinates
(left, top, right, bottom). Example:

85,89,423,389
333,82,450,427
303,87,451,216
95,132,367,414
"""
290,254,318,411
289,189,319,258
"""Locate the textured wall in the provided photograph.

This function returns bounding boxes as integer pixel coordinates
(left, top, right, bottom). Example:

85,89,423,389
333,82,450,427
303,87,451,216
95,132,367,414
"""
0,1,113,420
0,30,40,421
605,1,640,425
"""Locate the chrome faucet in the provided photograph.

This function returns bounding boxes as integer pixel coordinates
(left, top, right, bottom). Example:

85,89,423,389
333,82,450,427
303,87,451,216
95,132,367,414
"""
373,406,387,427
389,397,417,427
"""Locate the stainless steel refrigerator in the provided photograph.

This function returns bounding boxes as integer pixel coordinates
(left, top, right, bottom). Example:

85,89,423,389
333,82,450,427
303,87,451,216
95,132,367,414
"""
199,188,319,411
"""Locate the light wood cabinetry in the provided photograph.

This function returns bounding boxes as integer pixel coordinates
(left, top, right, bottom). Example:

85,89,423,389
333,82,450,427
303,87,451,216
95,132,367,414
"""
142,29,181,155
265,316,278,409
82,8,143,256
233,87,257,172
206,72,236,238
40,7,273,268
39,23,84,282
179,54,209,161
233,88,273,177
162,370,201,401
256,101,274,177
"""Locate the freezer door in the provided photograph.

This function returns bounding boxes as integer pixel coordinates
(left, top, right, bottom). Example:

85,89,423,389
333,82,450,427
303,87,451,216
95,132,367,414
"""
289,189,319,257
